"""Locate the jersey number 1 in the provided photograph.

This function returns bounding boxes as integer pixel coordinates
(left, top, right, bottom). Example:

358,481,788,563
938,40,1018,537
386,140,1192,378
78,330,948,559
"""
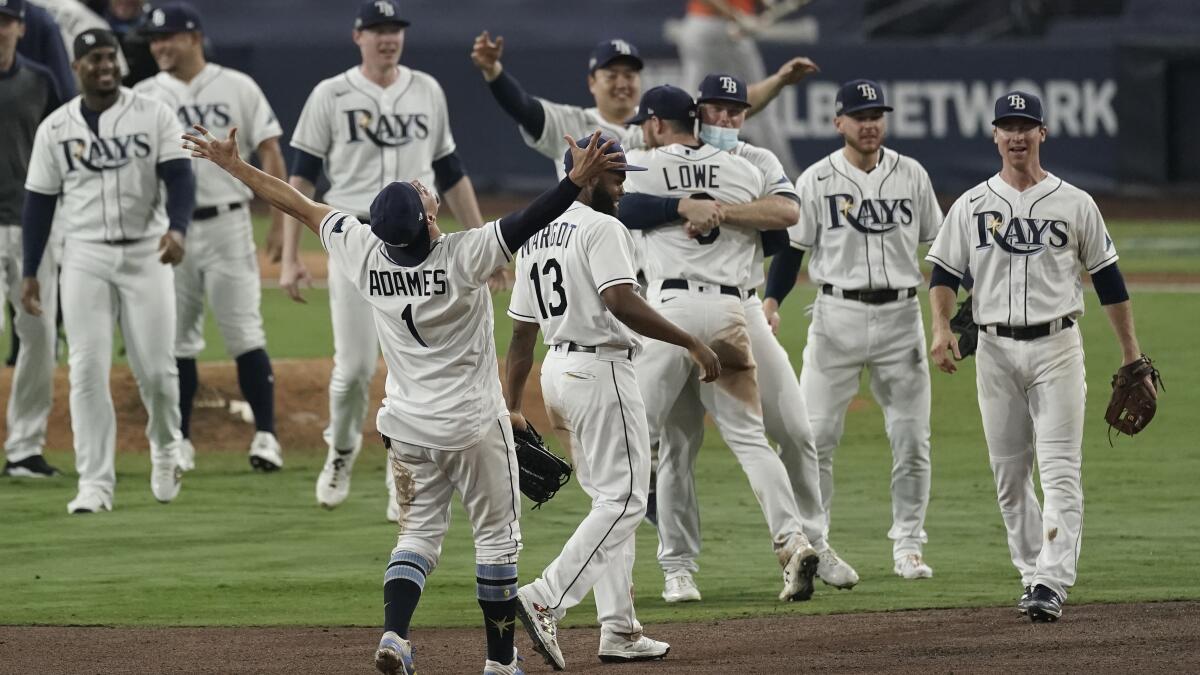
401,304,429,348
530,258,567,319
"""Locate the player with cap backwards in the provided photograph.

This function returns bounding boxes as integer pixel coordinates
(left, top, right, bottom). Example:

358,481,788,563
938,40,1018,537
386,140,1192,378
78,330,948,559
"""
283,0,498,521
21,27,194,513
186,120,625,674
765,79,943,580
504,135,720,670
0,0,67,480
928,91,1150,623
619,83,821,603
135,0,286,473
618,74,859,599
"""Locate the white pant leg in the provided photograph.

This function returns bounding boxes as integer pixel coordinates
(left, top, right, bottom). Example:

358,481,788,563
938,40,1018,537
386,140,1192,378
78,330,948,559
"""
1028,327,1087,598
2,228,58,462
388,439,456,568
114,240,181,456
592,531,642,635
977,332,1040,586
326,254,379,450
744,294,827,549
654,379,705,575
60,241,119,498
196,209,267,358
867,299,932,557
798,294,866,535
526,353,649,625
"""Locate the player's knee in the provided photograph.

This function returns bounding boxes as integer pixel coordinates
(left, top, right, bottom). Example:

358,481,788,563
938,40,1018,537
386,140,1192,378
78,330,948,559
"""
332,354,377,388
391,541,441,570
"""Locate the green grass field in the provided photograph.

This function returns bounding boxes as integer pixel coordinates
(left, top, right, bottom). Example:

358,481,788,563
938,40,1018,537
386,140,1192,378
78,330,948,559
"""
1,219,1197,628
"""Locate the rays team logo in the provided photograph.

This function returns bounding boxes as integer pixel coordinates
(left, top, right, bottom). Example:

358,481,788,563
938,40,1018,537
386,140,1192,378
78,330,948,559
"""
58,134,153,173
1008,94,1026,110
611,39,632,55
720,76,738,94
175,104,232,129
825,194,913,234
374,0,395,16
857,83,878,100
151,8,166,26
973,211,1069,254
344,110,430,147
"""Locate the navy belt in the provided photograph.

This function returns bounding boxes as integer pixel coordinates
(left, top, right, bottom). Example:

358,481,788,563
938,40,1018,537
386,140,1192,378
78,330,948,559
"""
561,343,633,360
192,202,243,221
822,284,917,304
985,317,1074,341
661,278,754,299
104,236,150,245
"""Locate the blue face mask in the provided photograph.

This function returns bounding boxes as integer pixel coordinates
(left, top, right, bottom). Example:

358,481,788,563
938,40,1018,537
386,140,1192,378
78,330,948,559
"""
698,123,740,151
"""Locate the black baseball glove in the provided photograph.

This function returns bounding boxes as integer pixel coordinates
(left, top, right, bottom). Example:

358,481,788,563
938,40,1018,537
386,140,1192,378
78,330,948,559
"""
513,422,572,509
949,295,978,359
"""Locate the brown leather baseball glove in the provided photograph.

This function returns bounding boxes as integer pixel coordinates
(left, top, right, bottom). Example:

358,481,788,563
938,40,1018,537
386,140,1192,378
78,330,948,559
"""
1105,354,1163,442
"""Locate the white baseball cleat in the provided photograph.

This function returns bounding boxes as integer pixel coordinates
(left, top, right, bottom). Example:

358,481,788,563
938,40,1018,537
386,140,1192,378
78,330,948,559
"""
597,627,670,663
315,442,362,509
248,431,283,472
176,438,196,472
515,587,565,671
483,647,524,675
385,462,400,523
150,448,182,503
67,491,112,514
894,553,934,580
779,534,820,601
661,572,702,603
817,546,860,589
373,631,415,675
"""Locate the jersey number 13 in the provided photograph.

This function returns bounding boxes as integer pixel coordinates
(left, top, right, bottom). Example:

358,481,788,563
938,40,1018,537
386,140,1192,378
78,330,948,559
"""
529,258,567,319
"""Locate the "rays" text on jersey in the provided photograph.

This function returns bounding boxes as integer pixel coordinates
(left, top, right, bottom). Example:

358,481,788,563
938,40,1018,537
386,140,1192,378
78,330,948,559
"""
58,135,152,172
344,110,430,147
825,194,914,234
174,103,232,129
973,211,1069,255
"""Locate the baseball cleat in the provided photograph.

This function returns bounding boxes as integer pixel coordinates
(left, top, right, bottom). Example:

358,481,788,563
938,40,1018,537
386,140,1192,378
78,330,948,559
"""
779,536,820,601
67,491,112,514
150,450,182,503
176,438,196,472
516,587,565,671
3,454,62,478
373,631,415,675
817,546,860,589
316,442,362,509
597,627,670,663
483,647,525,675
1017,585,1034,615
894,553,934,580
248,431,283,472
1027,584,1064,623
661,572,701,603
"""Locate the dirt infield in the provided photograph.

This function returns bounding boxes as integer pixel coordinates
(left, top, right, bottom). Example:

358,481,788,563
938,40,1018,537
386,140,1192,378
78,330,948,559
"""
1,601,1196,674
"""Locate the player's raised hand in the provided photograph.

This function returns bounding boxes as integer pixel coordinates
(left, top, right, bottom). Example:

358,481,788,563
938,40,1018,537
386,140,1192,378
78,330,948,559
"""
775,56,820,85
929,324,961,374
183,124,242,172
689,340,722,383
158,230,185,266
564,131,626,185
280,256,313,304
471,31,504,81
20,278,42,317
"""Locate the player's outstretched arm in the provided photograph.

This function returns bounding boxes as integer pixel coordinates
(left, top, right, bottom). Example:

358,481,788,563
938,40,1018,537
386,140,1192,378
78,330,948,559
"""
182,124,331,234
504,318,541,432
718,194,800,230
745,57,820,119
601,284,721,382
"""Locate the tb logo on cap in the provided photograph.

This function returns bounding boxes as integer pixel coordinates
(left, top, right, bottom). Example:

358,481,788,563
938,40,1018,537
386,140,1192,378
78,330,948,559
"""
1008,94,1026,109
82,32,96,45
611,39,632,55
151,8,165,26
857,83,878,100
720,76,738,94
375,0,395,16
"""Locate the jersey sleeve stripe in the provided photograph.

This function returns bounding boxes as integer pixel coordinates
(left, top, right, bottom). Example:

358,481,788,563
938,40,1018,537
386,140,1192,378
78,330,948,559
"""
506,309,538,322
289,139,328,160
24,183,60,196
491,222,513,262
1086,252,1119,274
790,239,815,250
319,210,345,251
926,253,964,278
597,277,638,293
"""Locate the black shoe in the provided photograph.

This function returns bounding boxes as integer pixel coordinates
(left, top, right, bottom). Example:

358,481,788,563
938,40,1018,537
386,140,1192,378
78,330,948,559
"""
3,455,62,478
1017,585,1033,615
1027,584,1063,623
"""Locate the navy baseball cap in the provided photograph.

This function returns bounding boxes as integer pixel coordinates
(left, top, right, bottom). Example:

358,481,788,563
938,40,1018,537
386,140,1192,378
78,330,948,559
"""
0,0,26,21
626,85,696,125
73,28,120,60
697,74,749,108
141,2,203,34
835,79,892,116
369,182,428,247
588,39,643,73
355,0,409,30
561,135,647,176
993,90,1044,126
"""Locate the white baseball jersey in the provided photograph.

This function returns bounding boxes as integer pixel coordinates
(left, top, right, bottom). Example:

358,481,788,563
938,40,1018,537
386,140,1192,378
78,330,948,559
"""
789,147,942,291
25,89,188,241
319,210,511,450
732,140,798,288
135,64,282,209
928,172,1117,327
507,201,640,350
624,143,768,289
520,101,645,179
292,66,455,215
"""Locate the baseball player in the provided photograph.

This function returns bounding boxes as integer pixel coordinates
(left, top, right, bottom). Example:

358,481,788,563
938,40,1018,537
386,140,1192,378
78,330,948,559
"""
505,135,720,670
619,74,859,599
621,84,820,602
185,121,623,675
765,79,942,580
1,0,64,479
281,0,497,521
21,27,193,513
135,1,285,473
928,91,1149,623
